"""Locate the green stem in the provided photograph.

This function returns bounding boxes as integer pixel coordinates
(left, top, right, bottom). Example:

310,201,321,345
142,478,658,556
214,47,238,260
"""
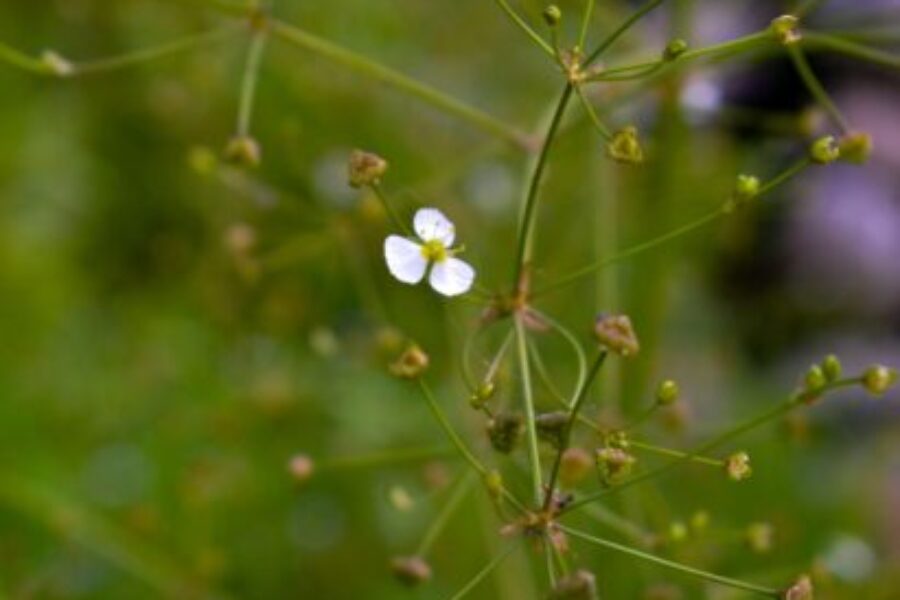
574,84,612,140
74,27,237,76
542,350,607,510
804,31,900,70
371,184,412,235
492,0,555,57
564,377,862,513
578,0,596,51
757,158,811,195
629,440,724,467
512,84,573,290
0,40,45,73
530,309,588,409
268,19,529,149
447,542,517,600
560,526,780,597
417,472,477,556
585,0,669,66
514,316,544,506
581,503,652,547
236,28,268,136
787,44,851,133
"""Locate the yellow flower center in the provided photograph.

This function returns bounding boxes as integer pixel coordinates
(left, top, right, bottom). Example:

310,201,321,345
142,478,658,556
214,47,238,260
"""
420,239,448,263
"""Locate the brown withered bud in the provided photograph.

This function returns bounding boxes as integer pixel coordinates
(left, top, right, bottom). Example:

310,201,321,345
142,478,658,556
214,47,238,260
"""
547,569,598,600
593,313,640,357
486,412,525,454
560,447,593,487
536,411,569,448
724,451,752,481
348,149,388,188
596,447,636,487
390,556,432,586
224,135,262,167
389,344,429,379
782,574,813,600
287,454,314,484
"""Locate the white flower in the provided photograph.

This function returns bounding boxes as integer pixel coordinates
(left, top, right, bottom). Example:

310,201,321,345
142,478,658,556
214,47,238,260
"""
384,208,476,297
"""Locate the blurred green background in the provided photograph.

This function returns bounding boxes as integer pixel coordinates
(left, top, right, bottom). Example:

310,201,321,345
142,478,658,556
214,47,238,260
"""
1,0,898,598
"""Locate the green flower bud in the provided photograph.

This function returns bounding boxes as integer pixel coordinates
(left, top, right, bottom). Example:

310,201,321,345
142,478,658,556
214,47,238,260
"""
486,412,524,454
596,447,636,487
536,411,569,448
663,39,689,62
668,521,688,543
770,15,801,46
348,149,388,188
838,131,873,164
547,569,598,600
389,344,429,379
224,135,262,167
594,313,640,357
822,354,842,382
862,364,898,396
656,379,679,406
782,575,813,600
809,135,840,165
484,469,504,500
390,556,432,586
724,451,752,481
804,364,827,393
606,126,644,165
724,174,761,213
745,522,774,554
543,5,562,27
39,50,74,77
469,381,496,410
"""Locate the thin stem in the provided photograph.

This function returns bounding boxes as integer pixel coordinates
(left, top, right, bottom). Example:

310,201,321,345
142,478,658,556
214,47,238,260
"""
543,350,608,511
512,84,573,290
74,27,237,76
514,316,544,506
578,0,596,51
0,40,46,73
757,157,811,195
319,446,457,470
560,526,780,597
417,472,477,556
804,31,900,70
787,44,851,133
491,0,555,57
371,184,412,236
530,309,588,409
447,542,517,600
528,338,570,405
417,379,526,512
585,0,668,66
581,503,653,547
622,403,660,432
574,84,612,141
629,440,724,468
267,19,529,149
564,377,862,513
544,537,558,587
236,28,268,136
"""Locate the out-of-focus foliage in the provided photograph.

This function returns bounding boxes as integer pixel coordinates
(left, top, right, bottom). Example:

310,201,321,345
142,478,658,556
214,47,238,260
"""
0,0,898,598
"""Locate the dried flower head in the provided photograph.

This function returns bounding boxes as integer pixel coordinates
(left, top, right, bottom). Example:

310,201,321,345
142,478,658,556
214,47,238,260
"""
547,569,598,600
389,344,430,379
224,135,262,167
348,149,388,188
770,15,801,45
607,126,644,165
782,574,813,600
560,447,594,487
536,411,569,448
486,412,525,454
724,451,752,481
288,454,314,483
390,556,432,586
596,447,636,487
593,313,640,357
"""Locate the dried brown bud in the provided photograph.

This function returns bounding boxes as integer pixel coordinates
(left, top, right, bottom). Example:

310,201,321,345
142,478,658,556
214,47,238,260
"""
596,447,636,487
389,344,429,379
224,135,262,167
348,149,388,188
486,412,525,454
390,556,432,586
547,569,598,600
724,451,752,481
593,313,640,357
782,574,813,600
288,454,314,483
560,447,594,487
536,411,569,448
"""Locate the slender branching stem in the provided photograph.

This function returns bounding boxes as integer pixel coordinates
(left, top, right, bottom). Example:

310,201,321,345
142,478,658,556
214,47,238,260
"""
371,184,412,236
514,316,544,506
581,503,653,546
542,350,608,511
267,19,530,149
0,41,46,73
560,526,781,597
804,32,900,70
787,44,851,133
417,472,477,556
563,377,863,513
448,542,517,600
529,309,588,409
578,0,596,51
491,0,555,58
585,0,669,66
574,84,613,140
629,440,724,467
757,157,811,195
236,28,268,136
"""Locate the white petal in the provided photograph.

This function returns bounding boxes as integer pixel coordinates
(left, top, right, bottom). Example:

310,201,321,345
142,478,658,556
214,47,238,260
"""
428,258,475,297
385,235,428,284
413,207,455,246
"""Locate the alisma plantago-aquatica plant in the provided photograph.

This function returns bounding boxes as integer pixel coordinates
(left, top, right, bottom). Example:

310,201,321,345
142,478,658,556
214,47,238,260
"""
4,0,899,598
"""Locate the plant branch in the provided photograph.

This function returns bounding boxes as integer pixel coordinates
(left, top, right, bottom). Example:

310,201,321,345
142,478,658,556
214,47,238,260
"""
515,316,544,506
